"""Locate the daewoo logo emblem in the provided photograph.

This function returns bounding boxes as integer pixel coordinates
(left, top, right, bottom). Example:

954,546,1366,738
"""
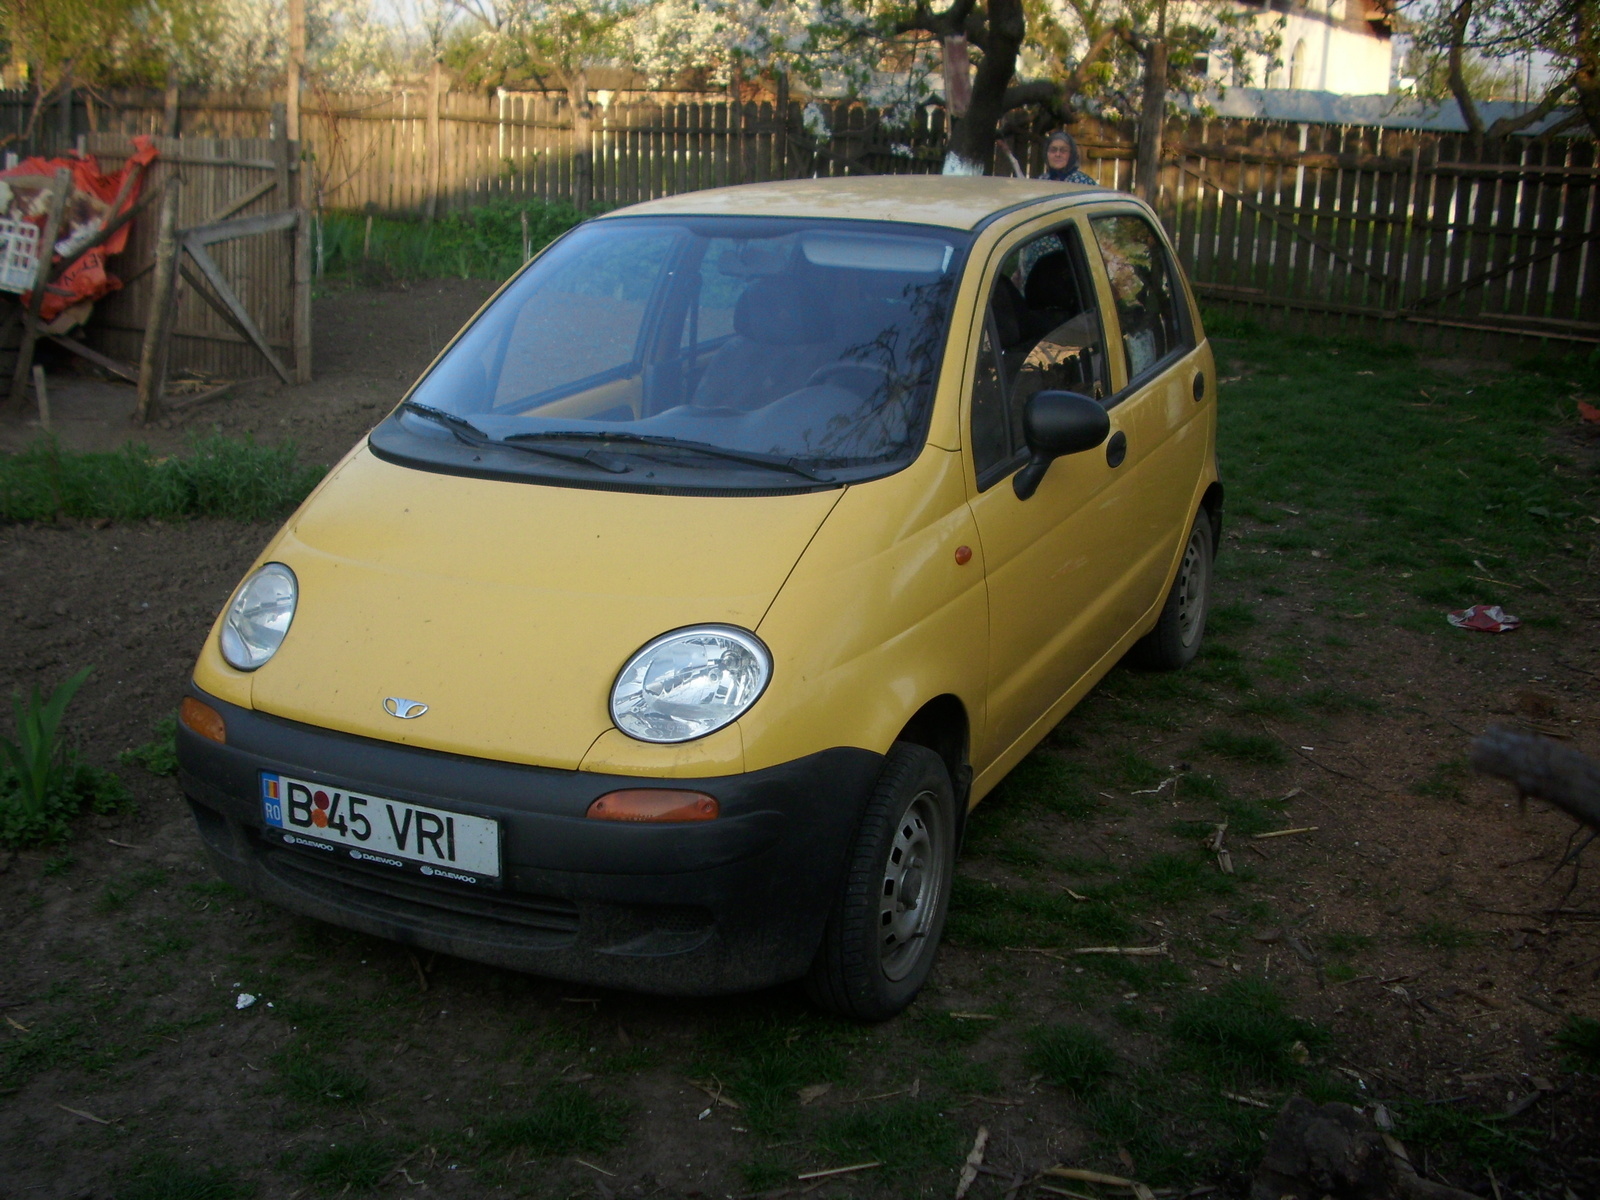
384,697,429,719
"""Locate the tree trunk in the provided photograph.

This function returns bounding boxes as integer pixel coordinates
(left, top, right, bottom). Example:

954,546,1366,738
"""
1137,39,1168,205
287,0,305,142
1445,0,1485,135
570,70,593,210
942,0,1026,175
1574,0,1600,139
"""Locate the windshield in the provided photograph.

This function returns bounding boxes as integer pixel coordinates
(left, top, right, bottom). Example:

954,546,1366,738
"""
370,215,971,492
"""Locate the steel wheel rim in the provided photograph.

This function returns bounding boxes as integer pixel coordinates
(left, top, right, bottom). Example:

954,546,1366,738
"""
1176,528,1209,647
877,788,947,982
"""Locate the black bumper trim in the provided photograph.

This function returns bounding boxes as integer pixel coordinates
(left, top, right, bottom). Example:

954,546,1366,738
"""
178,687,883,994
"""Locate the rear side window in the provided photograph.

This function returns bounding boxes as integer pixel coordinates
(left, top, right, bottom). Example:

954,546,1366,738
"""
1089,214,1191,384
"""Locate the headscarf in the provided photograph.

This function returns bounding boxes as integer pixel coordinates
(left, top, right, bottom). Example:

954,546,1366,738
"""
1042,130,1085,183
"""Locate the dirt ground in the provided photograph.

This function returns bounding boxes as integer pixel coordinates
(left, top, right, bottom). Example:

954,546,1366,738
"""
0,285,1596,1200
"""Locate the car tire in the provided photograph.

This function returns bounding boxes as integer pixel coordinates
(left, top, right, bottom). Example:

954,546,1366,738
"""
1130,512,1214,671
805,742,957,1022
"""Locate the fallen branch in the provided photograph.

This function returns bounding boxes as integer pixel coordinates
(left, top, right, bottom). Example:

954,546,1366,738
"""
1073,944,1168,957
954,1126,989,1200
798,1163,881,1181
1253,827,1319,840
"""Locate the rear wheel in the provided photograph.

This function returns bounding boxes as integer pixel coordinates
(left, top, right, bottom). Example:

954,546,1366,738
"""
805,743,956,1022
1130,513,1213,671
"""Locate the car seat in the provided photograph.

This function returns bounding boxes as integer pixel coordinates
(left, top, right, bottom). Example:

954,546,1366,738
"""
692,275,839,411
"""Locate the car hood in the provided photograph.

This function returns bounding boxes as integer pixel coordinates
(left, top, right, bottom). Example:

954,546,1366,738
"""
246,447,841,770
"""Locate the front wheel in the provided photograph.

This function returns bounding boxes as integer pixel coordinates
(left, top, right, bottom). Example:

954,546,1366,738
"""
805,743,956,1022
1130,512,1214,671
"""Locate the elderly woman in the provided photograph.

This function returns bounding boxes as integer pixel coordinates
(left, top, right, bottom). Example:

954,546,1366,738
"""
1041,130,1095,185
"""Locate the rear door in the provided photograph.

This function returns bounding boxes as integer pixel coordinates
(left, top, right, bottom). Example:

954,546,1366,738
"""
1081,205,1209,627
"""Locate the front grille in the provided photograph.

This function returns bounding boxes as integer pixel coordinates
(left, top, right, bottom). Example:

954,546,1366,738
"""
254,833,580,948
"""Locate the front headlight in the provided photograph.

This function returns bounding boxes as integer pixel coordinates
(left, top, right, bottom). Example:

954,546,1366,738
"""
219,563,298,671
610,625,772,743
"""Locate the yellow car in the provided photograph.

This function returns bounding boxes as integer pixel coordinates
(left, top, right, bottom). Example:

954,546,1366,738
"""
177,176,1220,1021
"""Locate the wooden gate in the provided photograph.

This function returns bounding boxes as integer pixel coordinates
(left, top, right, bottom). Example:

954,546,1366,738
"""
1154,123,1600,352
83,131,311,384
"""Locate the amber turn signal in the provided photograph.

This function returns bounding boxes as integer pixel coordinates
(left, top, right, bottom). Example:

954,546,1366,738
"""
179,696,226,744
586,789,719,822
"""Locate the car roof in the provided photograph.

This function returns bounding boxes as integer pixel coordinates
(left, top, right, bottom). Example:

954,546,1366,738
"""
597,175,1114,232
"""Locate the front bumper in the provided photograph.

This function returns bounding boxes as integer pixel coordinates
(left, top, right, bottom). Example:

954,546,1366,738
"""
177,687,883,994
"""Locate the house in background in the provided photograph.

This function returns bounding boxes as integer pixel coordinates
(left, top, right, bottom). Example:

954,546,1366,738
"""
1216,0,1396,95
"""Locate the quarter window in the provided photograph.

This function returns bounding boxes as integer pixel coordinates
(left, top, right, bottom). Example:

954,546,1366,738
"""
1089,214,1191,383
968,223,1108,489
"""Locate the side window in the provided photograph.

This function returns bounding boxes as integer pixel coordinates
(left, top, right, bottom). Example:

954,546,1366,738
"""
968,223,1108,489
1089,214,1191,384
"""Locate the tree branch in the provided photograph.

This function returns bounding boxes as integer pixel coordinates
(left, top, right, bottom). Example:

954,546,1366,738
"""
1484,76,1572,137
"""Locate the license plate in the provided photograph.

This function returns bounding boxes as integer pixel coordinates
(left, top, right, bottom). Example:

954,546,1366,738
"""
260,772,500,885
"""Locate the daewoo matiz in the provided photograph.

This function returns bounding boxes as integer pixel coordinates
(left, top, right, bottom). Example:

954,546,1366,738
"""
177,175,1220,1021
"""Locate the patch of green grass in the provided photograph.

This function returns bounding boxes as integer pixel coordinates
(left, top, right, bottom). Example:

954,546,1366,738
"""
113,1154,254,1200
922,1048,1000,1094
1027,1023,1118,1096
480,1084,629,1156
689,1011,858,1135
42,852,73,875
1390,1100,1525,1173
1555,1015,1600,1072
1206,601,1259,637
1169,980,1323,1084
814,1098,962,1173
738,1160,794,1191
297,1139,395,1192
946,875,1134,949
1411,758,1470,801
1301,686,1381,714
271,1042,370,1107
1411,920,1478,954
0,435,325,523
1122,852,1234,906
1198,729,1287,767
120,715,179,776
1105,749,1164,789
990,752,1098,820
1321,930,1374,955
320,198,594,282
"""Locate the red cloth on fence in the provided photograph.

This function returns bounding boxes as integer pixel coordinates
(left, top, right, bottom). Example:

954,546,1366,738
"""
1,135,159,322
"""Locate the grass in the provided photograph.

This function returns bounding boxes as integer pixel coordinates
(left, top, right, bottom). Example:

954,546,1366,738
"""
1411,758,1470,801
1555,1015,1600,1072
270,1042,370,1107
478,1084,629,1156
319,198,594,283
0,435,325,523
297,1139,395,1191
120,715,178,777
814,1099,963,1173
1169,980,1324,1084
112,1154,254,1200
1198,729,1288,767
1027,1022,1118,1096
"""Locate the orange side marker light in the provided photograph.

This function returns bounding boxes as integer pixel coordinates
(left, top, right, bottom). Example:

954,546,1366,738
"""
586,789,719,822
180,696,226,744
954,545,973,565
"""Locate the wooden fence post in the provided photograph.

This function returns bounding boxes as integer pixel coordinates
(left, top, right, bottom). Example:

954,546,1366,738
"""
135,176,183,424
425,61,442,223
5,167,72,412
293,145,313,383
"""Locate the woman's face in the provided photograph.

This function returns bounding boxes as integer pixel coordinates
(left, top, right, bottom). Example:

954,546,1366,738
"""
1046,140,1072,169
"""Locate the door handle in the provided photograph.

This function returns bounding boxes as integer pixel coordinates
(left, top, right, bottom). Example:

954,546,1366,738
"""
1192,371,1206,402
1106,430,1127,468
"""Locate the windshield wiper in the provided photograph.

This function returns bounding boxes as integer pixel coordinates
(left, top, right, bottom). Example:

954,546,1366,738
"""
503,430,836,483
400,401,630,474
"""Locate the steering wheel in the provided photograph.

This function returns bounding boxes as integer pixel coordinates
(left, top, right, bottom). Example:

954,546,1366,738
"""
806,361,894,398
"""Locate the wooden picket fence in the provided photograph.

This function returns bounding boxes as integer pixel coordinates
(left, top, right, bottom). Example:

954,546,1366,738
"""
8,87,1598,357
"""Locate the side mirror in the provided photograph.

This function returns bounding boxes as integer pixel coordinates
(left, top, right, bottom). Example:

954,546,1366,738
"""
1013,390,1110,500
